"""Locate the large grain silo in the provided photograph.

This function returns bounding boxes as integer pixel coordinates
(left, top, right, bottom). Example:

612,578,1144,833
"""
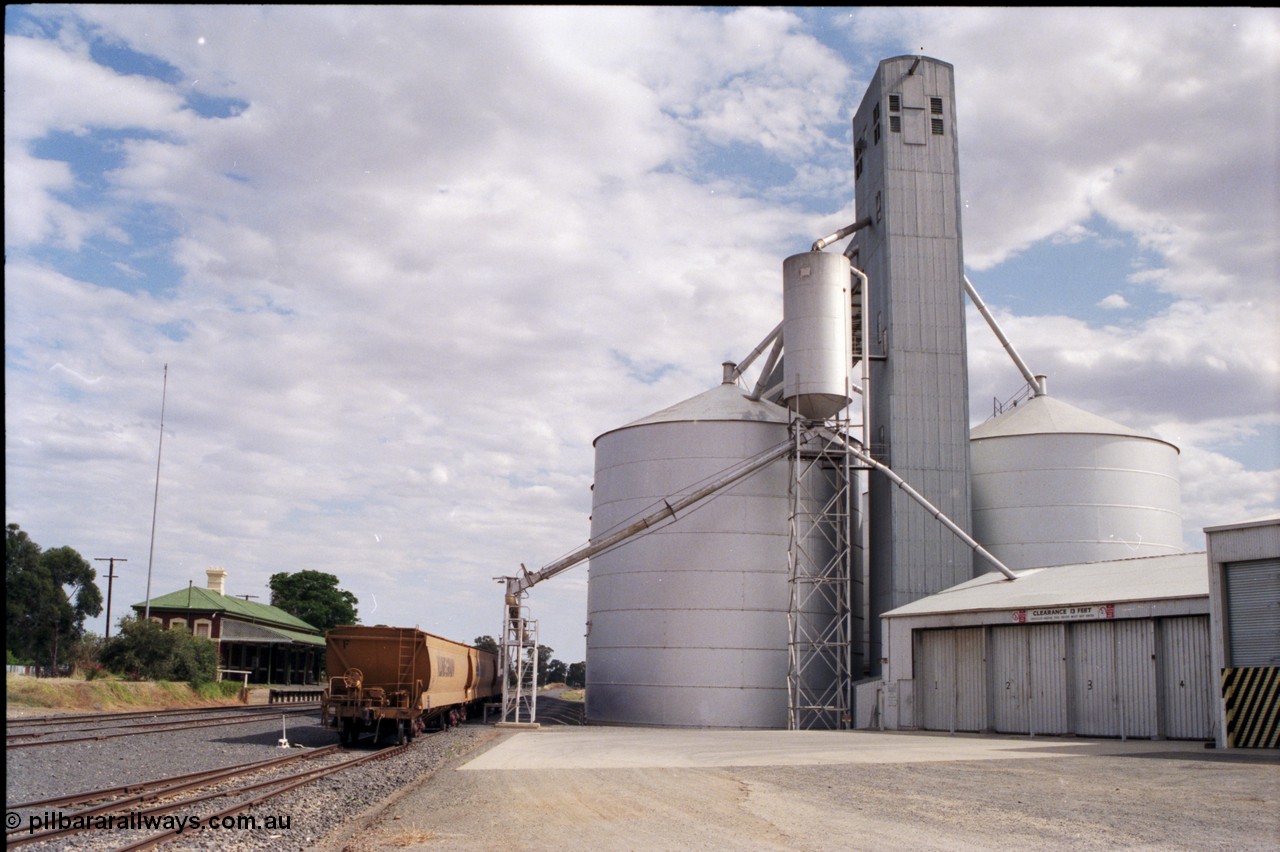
970,393,1183,570
585,376,794,728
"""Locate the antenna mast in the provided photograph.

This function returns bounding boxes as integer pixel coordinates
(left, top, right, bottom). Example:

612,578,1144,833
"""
144,364,169,621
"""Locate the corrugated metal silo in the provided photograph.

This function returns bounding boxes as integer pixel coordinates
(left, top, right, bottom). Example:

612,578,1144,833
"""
782,251,852,420
970,394,1182,570
585,379,792,728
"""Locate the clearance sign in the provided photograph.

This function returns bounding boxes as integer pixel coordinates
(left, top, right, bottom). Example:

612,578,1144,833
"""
1012,604,1115,623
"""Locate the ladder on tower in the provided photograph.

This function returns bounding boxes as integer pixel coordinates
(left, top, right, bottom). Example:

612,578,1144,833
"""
850,275,864,360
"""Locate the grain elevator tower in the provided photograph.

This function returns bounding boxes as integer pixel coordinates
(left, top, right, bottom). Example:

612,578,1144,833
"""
850,56,973,669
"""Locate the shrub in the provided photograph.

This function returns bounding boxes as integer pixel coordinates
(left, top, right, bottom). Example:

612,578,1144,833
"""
99,618,218,685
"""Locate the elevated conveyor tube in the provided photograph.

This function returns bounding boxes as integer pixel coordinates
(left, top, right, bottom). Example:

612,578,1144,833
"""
964,275,1045,397
820,428,1018,581
505,433,799,597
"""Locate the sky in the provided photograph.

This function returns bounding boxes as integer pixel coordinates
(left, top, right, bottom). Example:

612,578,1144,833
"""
6,6,1278,664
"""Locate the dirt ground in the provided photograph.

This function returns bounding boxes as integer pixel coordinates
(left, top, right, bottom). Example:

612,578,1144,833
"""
325,728,1279,851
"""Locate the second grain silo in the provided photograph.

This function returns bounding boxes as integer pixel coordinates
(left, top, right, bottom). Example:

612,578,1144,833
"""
585,374,793,728
970,392,1183,570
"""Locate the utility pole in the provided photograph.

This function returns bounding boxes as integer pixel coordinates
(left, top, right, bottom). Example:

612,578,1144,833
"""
94,557,127,639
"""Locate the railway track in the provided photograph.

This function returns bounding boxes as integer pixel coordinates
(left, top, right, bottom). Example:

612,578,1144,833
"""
117,743,412,851
6,702,318,731
6,738,415,849
6,744,344,847
5,705,320,750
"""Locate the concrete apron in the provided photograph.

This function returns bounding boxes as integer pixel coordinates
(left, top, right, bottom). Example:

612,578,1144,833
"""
460,727,1224,771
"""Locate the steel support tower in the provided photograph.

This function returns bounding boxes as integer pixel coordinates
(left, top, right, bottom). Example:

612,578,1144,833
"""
786,415,858,729
500,595,538,724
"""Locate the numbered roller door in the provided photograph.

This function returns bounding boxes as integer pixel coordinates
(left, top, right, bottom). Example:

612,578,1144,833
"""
1069,620,1158,738
989,626,1029,733
1069,621,1117,736
917,627,986,733
1158,616,1213,739
990,624,1069,735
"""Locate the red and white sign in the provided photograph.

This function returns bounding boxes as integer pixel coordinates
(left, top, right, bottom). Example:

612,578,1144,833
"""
1011,604,1114,624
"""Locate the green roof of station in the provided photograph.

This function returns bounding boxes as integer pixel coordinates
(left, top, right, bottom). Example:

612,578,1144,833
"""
133,585,321,637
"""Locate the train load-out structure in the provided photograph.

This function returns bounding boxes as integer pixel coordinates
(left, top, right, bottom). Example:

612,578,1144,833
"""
489,55,1271,742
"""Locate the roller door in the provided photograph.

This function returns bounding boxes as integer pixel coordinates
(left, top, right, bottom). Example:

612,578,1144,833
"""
917,629,954,732
917,627,985,732
980,624,1073,736
1225,559,1280,667
914,617,1209,738
1068,620,1158,738
989,626,1028,733
1030,624,1069,735
1158,616,1213,740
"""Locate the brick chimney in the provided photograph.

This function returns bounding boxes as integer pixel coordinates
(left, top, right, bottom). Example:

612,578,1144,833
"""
206,567,228,596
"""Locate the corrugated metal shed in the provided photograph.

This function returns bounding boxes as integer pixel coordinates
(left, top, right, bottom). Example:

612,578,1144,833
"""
883,551,1207,618
873,552,1214,739
1205,514,1280,748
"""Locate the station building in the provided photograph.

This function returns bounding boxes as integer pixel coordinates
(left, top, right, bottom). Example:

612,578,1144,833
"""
132,567,324,685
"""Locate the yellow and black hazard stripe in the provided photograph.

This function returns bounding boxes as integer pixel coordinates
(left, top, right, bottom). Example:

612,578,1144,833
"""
1222,667,1279,749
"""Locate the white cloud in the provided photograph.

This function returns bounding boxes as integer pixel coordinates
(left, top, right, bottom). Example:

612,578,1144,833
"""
847,8,1280,302
6,7,1278,662
1098,294,1129,311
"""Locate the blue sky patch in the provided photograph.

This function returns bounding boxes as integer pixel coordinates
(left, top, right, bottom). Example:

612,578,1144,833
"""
30,228,184,298
611,349,678,385
87,34,183,85
31,129,174,200
184,90,250,120
967,215,1173,323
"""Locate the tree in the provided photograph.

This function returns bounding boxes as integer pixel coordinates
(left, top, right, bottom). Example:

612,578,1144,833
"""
268,570,358,633
474,635,499,654
6,524,103,672
566,661,586,689
545,658,568,685
537,644,554,683
99,617,218,684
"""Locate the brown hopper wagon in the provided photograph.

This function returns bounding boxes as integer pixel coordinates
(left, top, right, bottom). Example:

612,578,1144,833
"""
321,625,500,745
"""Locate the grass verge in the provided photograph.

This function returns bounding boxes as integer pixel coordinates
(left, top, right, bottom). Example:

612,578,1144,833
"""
6,674,244,713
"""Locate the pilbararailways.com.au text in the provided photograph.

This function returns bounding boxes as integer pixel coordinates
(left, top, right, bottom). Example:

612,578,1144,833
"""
14,810,292,835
